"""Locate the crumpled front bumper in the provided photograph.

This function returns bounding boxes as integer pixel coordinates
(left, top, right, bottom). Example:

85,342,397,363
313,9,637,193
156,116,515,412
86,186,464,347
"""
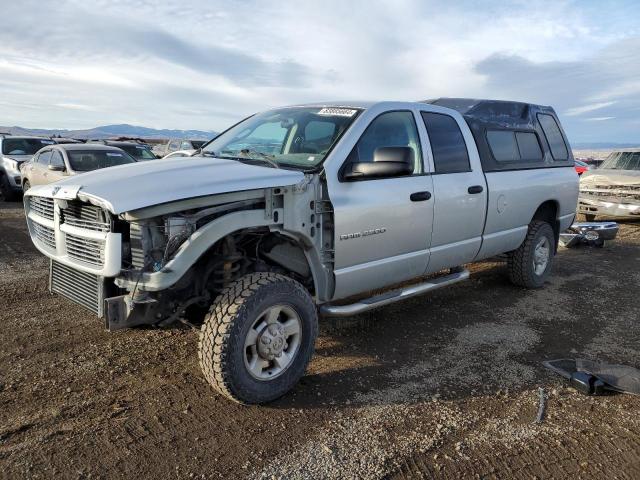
559,222,619,248
578,196,640,218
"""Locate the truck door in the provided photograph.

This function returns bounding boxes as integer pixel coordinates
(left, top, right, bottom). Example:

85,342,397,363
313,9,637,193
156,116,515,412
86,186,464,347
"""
419,110,487,273
326,109,434,300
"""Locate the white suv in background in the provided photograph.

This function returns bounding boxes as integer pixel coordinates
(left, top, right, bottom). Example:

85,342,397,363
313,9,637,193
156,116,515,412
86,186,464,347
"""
0,135,55,201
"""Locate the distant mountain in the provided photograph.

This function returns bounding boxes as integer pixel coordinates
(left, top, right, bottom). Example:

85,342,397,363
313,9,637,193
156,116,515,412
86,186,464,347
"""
0,123,216,140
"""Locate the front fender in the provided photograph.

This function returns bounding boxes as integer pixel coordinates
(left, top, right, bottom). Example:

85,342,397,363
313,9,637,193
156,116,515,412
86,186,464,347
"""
114,209,282,292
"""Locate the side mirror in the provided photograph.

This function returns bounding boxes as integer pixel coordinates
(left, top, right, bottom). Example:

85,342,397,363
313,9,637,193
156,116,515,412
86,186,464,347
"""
48,164,65,172
343,146,414,181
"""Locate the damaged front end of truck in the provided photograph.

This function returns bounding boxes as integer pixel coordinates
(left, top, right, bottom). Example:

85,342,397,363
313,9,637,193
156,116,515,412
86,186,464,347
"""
24,162,335,332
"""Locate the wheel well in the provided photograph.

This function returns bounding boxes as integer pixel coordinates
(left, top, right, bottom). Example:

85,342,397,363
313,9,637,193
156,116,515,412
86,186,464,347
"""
532,200,559,249
190,230,316,299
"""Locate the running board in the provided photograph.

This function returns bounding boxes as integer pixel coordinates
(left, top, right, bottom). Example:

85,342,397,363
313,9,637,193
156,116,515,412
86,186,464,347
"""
320,268,470,317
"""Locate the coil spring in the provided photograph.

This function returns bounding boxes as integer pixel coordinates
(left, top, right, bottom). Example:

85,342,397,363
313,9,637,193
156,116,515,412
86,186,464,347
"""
210,253,244,290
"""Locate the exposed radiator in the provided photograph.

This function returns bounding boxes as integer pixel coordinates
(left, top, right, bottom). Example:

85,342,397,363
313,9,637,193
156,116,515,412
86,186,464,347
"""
50,260,104,316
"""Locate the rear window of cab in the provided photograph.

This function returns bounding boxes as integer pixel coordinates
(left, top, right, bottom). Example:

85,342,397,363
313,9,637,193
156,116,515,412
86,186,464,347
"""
486,130,543,163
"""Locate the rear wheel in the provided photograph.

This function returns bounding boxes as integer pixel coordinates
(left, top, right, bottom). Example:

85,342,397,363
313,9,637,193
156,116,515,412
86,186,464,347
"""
507,220,555,288
198,273,318,404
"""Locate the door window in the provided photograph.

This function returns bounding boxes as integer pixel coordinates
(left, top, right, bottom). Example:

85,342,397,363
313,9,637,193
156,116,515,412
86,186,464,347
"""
50,150,65,168
515,132,543,161
537,113,568,160
348,111,422,174
487,131,519,162
37,150,52,164
421,112,470,173
487,130,544,163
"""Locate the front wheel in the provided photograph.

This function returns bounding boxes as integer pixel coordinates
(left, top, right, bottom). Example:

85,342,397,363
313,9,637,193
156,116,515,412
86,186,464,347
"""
198,273,318,404
507,220,555,288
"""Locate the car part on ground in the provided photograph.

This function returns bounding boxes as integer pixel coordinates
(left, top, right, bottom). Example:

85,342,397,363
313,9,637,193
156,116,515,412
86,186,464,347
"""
544,359,640,396
559,221,619,248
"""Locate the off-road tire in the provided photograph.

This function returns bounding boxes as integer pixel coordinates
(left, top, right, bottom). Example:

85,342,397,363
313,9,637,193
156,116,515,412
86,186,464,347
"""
198,272,318,404
0,174,19,202
584,214,596,222
507,220,555,288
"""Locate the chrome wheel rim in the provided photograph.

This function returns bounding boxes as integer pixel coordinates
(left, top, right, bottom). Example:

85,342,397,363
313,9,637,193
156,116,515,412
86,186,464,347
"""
244,304,302,381
533,236,550,276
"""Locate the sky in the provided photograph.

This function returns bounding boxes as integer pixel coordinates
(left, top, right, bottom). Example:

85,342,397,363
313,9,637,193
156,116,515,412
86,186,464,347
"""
1,0,640,143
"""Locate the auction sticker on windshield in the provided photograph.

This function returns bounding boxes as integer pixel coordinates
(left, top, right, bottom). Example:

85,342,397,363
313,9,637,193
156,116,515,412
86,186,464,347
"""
317,108,357,117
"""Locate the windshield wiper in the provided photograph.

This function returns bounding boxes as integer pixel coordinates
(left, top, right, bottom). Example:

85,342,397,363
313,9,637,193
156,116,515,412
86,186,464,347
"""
237,149,279,169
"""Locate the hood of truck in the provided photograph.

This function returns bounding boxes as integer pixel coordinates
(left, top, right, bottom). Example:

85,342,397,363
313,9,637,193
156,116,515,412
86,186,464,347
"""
580,169,640,187
25,156,305,214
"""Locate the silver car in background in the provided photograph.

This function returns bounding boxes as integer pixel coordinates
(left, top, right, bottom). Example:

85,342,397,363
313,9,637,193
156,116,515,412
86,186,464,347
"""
578,150,640,221
20,144,137,190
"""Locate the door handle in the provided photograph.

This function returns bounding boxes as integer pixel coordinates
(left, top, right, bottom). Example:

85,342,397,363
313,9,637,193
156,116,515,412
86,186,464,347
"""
468,185,484,194
410,191,431,202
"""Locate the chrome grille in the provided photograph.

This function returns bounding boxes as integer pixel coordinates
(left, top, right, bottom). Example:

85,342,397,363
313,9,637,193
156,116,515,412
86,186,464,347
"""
50,260,103,315
29,196,54,220
62,201,110,232
580,187,640,202
32,222,56,250
66,234,104,266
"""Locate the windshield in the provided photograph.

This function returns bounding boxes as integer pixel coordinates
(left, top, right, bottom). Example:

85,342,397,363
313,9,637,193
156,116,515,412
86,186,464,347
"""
202,107,361,168
2,138,55,155
600,151,640,171
68,150,136,172
119,144,156,160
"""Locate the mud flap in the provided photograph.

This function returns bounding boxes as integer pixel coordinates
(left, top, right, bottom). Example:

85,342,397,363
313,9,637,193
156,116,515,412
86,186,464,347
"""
104,295,158,331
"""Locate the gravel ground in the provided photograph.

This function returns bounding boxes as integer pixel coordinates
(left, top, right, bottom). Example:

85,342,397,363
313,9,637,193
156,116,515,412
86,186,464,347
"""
1,200,639,479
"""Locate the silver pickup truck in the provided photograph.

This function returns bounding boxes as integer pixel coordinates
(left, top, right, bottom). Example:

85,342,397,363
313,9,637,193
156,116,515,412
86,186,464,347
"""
24,99,578,403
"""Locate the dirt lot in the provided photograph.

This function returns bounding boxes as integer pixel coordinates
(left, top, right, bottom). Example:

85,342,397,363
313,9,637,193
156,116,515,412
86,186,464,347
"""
1,200,640,479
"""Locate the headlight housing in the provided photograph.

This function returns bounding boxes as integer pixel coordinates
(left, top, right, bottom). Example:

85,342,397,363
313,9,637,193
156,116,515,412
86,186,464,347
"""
3,157,19,172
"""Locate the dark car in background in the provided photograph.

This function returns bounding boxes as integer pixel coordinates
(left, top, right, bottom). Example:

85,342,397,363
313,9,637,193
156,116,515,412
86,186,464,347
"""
88,140,158,161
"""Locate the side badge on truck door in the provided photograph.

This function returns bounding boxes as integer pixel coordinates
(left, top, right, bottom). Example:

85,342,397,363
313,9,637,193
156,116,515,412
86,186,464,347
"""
339,227,386,241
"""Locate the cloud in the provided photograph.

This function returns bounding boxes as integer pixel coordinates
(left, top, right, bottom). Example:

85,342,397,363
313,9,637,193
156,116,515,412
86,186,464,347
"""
0,0,638,143
565,101,617,116
584,117,615,122
474,36,640,142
